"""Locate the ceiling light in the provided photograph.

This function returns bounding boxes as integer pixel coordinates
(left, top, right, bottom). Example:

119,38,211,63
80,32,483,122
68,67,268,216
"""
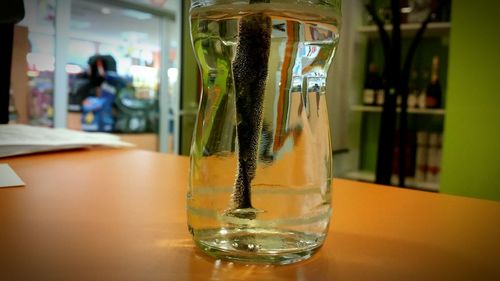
122,9,152,20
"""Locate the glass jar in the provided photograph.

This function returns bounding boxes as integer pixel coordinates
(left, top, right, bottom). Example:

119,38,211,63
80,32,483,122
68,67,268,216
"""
187,0,341,264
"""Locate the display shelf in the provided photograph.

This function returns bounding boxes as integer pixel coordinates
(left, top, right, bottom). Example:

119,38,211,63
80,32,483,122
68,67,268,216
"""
351,105,445,115
357,22,451,38
343,170,439,192
335,1,450,181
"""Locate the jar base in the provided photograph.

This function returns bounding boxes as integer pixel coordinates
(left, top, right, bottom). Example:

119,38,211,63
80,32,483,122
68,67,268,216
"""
192,227,325,265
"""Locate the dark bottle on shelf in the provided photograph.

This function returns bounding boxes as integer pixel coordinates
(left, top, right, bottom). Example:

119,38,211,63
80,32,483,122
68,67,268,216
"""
363,63,383,106
377,7,392,25
414,131,429,182
375,77,385,106
426,133,443,183
400,0,409,23
440,0,452,22
407,69,419,108
408,0,451,23
418,71,429,109
426,56,442,108
408,0,432,23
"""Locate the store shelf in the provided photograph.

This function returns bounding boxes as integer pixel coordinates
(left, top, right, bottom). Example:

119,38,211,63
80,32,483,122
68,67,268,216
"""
358,22,451,38
351,105,445,115
343,170,439,192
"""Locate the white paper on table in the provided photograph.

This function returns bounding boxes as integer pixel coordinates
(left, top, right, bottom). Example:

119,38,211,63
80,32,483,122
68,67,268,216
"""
0,164,25,188
0,124,134,158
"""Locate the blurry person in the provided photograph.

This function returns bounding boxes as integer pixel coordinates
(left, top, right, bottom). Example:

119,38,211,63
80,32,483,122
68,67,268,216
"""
80,55,123,132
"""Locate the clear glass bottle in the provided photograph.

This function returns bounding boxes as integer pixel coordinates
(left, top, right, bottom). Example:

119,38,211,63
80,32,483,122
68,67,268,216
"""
187,0,341,264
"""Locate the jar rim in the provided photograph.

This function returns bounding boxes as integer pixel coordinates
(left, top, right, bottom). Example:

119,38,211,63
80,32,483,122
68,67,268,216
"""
190,0,341,11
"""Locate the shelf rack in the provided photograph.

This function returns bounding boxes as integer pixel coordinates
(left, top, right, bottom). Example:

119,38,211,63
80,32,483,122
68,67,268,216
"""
343,170,439,192
351,105,446,115
357,22,451,38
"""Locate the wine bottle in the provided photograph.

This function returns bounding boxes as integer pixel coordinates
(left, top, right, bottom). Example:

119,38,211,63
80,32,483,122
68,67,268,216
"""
417,71,429,108
374,72,384,106
408,0,432,23
407,69,418,108
414,131,429,182
426,56,442,108
363,63,380,106
426,133,442,183
440,0,452,22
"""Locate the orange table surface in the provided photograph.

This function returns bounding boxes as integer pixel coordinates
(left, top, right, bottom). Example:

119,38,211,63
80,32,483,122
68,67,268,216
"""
1,149,499,281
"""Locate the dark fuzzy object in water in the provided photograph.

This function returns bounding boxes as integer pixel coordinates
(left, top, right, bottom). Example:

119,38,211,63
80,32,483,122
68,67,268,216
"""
227,12,272,219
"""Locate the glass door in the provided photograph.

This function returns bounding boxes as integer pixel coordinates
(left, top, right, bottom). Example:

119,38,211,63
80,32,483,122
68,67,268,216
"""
9,0,182,153
67,0,167,151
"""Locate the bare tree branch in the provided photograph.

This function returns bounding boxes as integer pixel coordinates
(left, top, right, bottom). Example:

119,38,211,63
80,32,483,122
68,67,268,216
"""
365,3,391,73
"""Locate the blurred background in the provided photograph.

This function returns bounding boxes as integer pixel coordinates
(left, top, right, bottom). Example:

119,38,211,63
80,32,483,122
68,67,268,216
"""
7,0,181,152
4,0,500,201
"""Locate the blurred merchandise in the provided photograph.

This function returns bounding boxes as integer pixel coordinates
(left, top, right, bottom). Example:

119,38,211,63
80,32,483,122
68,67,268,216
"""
392,130,416,178
28,73,54,127
414,131,429,181
363,63,383,105
426,55,442,108
378,7,392,25
408,0,451,23
376,86,385,106
407,70,418,108
114,86,158,133
411,131,442,183
426,132,442,183
8,89,17,123
418,71,429,109
68,73,95,112
407,0,432,23
400,0,409,23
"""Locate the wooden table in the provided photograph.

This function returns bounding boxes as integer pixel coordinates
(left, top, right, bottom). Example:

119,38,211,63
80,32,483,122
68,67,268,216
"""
1,149,499,281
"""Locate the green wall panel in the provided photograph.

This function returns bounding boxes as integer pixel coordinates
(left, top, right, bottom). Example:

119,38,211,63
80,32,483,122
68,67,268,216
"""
440,0,500,200
181,1,200,155
360,112,380,172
